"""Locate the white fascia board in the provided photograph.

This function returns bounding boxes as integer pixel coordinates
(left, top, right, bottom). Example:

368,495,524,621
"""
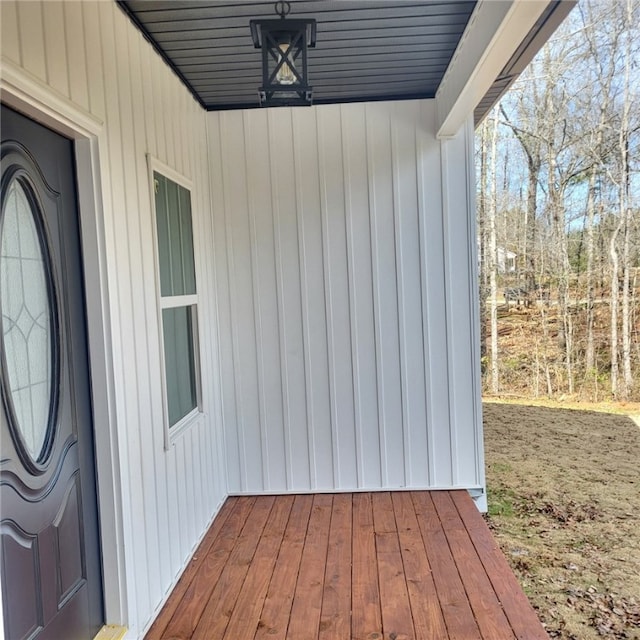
436,0,550,139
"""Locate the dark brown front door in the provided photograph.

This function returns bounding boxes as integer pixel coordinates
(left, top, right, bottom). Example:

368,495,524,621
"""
0,106,103,639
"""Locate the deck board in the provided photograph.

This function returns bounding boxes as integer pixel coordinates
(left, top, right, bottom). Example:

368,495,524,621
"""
222,495,294,639
318,493,352,640
254,494,313,640
372,492,415,640
287,494,333,639
392,492,447,640
412,491,481,639
146,496,254,640
146,491,549,640
431,491,514,639
450,491,549,640
351,492,383,640
192,496,275,639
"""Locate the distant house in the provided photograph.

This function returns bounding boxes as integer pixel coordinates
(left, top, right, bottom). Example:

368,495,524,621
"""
498,247,517,273
476,238,517,273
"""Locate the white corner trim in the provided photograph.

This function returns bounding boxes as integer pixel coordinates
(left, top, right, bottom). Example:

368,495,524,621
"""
1,60,129,627
1,56,103,138
435,0,550,139
438,136,457,484
437,116,485,491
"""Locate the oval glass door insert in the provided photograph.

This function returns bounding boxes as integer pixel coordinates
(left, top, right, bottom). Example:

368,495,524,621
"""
1,177,57,463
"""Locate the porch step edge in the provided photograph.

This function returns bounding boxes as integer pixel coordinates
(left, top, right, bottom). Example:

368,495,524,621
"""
93,625,128,640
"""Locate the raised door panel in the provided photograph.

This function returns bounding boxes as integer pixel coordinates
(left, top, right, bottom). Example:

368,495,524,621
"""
1,523,43,640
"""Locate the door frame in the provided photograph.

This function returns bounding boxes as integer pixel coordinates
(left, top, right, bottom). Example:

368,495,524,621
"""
1,58,129,629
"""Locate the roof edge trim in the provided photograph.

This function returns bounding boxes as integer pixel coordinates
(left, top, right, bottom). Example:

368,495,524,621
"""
435,0,574,139
473,0,576,126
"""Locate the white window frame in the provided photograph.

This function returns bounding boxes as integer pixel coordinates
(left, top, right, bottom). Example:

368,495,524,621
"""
147,155,203,449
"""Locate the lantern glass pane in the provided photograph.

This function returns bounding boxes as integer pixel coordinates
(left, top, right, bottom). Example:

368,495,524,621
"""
276,43,296,84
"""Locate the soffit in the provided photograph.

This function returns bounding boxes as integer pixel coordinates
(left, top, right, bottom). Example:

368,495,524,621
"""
117,0,574,125
118,0,477,110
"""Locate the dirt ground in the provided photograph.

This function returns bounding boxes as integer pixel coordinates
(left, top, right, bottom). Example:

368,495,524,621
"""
483,401,640,639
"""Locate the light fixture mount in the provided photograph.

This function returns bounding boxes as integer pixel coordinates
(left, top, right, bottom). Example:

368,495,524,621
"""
250,1,317,107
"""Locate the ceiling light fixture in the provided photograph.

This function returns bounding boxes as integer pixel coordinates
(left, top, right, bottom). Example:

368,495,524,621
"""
250,1,317,107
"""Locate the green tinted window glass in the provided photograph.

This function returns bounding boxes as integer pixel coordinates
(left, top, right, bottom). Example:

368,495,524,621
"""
154,173,196,296
179,186,196,294
162,306,197,426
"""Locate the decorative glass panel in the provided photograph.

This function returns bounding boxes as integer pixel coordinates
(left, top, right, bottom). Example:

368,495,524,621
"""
162,306,197,426
1,179,55,461
154,173,196,297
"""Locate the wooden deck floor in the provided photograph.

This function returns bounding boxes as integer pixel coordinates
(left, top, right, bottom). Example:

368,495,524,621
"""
145,491,548,640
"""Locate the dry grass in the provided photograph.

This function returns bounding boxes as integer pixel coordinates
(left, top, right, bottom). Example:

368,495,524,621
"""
484,402,640,639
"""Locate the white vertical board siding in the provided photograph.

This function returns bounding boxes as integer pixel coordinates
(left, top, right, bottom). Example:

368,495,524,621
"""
2,2,227,636
292,109,334,489
341,106,381,489
209,101,484,495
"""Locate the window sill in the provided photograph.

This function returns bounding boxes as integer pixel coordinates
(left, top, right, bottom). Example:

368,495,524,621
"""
166,408,204,449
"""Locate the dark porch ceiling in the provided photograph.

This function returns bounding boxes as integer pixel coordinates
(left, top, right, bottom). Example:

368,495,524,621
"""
118,0,476,110
118,0,572,122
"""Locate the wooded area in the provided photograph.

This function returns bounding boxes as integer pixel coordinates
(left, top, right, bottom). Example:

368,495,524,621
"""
477,0,639,401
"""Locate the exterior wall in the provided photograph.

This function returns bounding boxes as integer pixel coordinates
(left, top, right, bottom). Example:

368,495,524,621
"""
208,102,484,497
1,2,227,637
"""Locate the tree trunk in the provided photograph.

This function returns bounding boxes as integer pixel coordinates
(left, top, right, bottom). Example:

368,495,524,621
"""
525,160,540,292
544,69,573,395
584,166,597,374
489,113,500,394
609,220,622,398
620,0,633,398
622,203,632,397
478,120,489,376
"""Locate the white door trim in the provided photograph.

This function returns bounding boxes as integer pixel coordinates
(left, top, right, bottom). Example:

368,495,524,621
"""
1,57,129,627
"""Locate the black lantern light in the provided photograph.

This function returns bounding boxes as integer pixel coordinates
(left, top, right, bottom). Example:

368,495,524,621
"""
250,1,317,107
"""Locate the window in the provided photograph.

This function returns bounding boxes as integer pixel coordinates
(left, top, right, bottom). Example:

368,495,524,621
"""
150,163,201,440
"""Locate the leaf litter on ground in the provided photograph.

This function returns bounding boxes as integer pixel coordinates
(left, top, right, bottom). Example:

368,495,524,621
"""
483,402,640,639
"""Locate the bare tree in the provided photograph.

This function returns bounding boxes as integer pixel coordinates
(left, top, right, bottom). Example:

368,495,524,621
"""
500,96,542,294
600,0,638,399
477,118,489,376
488,112,500,394
619,0,634,398
578,0,621,375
